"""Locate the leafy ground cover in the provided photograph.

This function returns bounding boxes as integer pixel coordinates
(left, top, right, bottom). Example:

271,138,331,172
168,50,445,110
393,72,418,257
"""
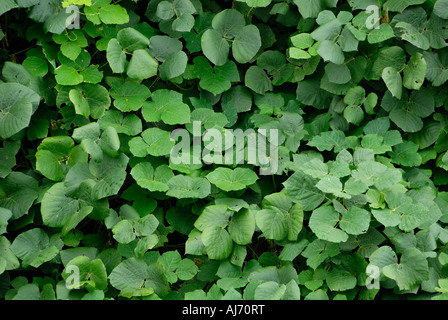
1,0,448,300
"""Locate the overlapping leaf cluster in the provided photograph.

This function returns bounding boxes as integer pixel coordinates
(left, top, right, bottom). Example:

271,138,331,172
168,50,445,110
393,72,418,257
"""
1,0,448,300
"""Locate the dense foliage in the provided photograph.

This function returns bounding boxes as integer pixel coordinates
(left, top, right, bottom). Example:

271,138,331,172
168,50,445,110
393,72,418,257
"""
1,0,448,300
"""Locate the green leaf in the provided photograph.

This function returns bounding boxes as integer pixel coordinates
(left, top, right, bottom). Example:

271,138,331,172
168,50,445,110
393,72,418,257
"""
339,207,370,235
381,248,429,290
232,25,261,64
110,81,151,112
0,82,39,139
89,153,129,200
0,236,19,272
99,4,129,24
434,0,448,19
127,49,158,81
11,228,60,268
112,220,136,244
166,175,211,199
36,136,75,181
107,39,127,73
326,268,357,291
367,24,395,44
382,67,402,99
283,171,325,211
129,128,174,157
228,209,256,245
309,206,348,243
62,256,108,290
403,52,427,90
201,227,233,260
109,258,169,297
317,40,345,64
290,33,314,49
22,56,48,77
142,89,191,125
325,63,351,84
245,66,273,94
383,0,426,12
0,172,39,220
206,167,258,192
390,141,422,167
238,0,272,7
255,192,303,241
307,130,346,152
159,51,188,80
130,162,174,192
117,28,150,52
201,29,230,66
194,205,231,231
55,65,83,86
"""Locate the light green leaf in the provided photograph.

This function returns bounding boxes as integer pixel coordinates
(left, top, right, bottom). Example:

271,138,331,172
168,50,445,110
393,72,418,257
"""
166,175,211,199
403,52,427,90
107,39,127,73
201,29,229,66
382,67,402,99
228,209,256,245
317,40,345,64
117,28,150,52
127,49,158,80
340,207,370,235
309,206,348,243
159,51,188,80
142,89,191,125
55,65,84,86
434,0,448,19
201,227,233,260
109,258,169,297
206,167,258,192
382,248,429,290
129,128,174,157
99,4,129,24
11,228,60,268
130,162,174,192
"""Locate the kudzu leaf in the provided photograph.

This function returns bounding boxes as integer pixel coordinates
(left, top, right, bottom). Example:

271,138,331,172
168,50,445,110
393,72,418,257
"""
11,228,60,268
55,65,83,86
117,28,150,52
107,39,127,73
129,128,174,157
206,167,258,192
110,81,151,112
382,247,429,290
403,52,427,90
130,162,174,192
434,0,448,19
309,206,348,243
382,67,402,99
127,49,158,80
159,51,188,80
317,40,345,64
99,4,129,24
283,171,325,211
36,136,75,181
109,258,169,297
245,66,273,94
340,207,370,235
201,29,229,66
166,175,211,199
201,227,233,260
232,25,261,64
142,89,191,125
